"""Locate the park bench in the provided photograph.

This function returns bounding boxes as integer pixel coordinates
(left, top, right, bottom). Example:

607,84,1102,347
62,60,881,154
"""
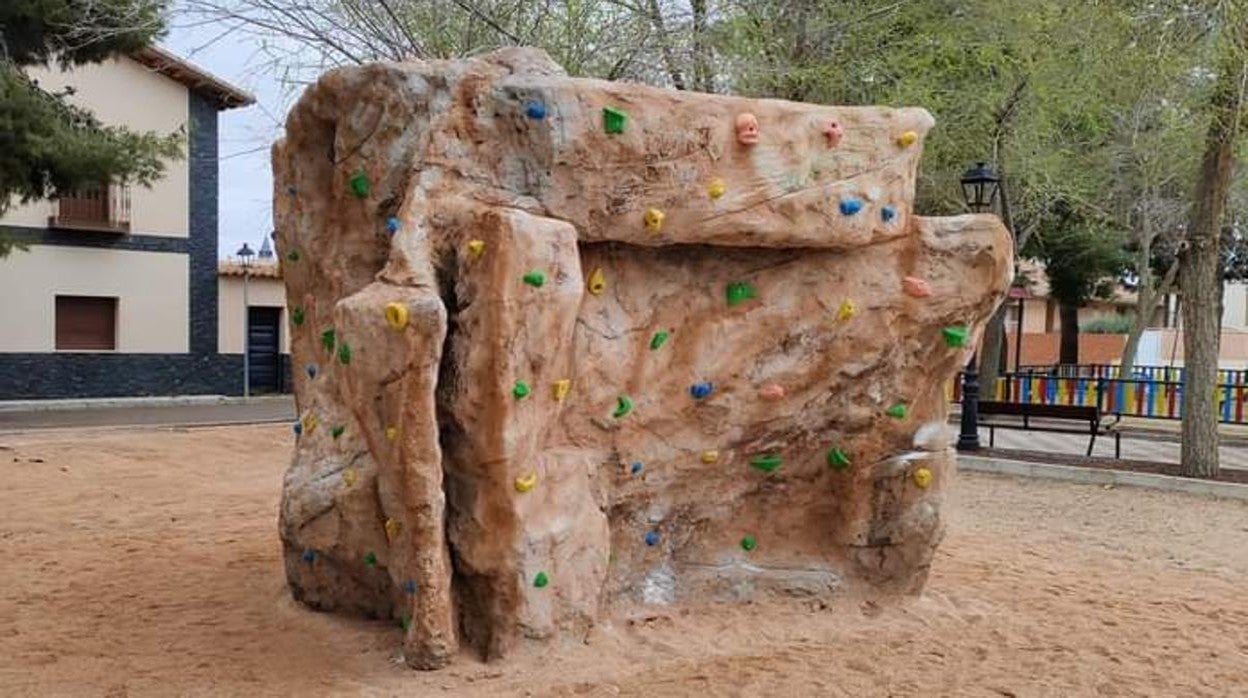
978,401,1121,458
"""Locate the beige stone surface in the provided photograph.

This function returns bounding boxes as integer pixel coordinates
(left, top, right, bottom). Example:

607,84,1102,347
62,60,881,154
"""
272,48,1013,668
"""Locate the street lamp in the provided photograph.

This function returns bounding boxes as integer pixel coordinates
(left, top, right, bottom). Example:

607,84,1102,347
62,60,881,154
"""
956,162,1001,451
237,242,255,399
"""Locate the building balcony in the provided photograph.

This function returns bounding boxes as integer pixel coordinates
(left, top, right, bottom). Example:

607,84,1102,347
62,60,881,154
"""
49,185,132,233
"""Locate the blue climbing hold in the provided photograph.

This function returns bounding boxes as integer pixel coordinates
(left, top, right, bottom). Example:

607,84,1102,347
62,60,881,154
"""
524,100,547,119
402,579,417,595
645,531,660,546
881,205,897,222
301,548,316,563
293,421,303,436
386,216,401,234
305,363,318,379
631,461,644,474
690,381,714,400
839,197,863,215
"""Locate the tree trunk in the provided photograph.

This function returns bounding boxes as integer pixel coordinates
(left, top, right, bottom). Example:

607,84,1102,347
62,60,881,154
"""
1180,46,1245,479
1059,301,1080,365
1120,258,1179,378
978,305,1008,398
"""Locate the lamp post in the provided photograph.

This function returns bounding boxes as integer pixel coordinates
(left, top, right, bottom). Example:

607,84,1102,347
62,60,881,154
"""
237,242,255,399
957,162,1002,451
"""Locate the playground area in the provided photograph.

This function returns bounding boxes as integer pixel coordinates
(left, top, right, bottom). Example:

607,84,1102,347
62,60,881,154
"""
1,423,1246,696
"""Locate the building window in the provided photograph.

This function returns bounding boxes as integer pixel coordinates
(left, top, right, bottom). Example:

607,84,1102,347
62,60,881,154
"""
55,296,118,350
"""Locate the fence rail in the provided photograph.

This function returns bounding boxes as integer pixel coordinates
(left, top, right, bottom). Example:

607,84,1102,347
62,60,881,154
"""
1016,363,1248,385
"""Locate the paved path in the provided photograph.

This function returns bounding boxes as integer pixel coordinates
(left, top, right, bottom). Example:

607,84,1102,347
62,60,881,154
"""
979,426,1248,470
0,396,294,432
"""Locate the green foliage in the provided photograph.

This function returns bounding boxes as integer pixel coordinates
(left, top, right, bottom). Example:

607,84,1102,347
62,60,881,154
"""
1081,315,1135,334
1025,210,1129,308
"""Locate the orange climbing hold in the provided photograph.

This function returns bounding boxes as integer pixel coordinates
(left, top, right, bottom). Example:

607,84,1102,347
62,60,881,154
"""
903,276,932,298
736,113,760,145
759,384,785,401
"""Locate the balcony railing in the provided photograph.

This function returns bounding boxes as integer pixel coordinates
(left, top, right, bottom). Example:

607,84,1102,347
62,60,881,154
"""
49,184,131,232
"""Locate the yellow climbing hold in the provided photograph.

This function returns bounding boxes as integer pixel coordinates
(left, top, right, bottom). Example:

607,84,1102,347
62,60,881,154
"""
343,467,357,486
467,239,486,258
587,268,606,295
707,178,726,200
644,207,665,233
301,411,318,435
385,517,401,540
552,379,571,401
701,450,720,464
384,302,409,331
897,130,918,147
385,426,398,441
514,473,538,492
913,466,933,489
836,298,856,321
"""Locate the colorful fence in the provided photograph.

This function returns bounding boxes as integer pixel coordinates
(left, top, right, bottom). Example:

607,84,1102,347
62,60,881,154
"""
948,372,1248,424
1016,363,1248,385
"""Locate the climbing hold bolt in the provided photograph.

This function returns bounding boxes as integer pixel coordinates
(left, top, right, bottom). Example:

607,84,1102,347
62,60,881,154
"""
836,298,856,321
735,113,760,145
305,363,317,379
385,518,400,540
331,425,345,439
897,131,919,148
534,571,550,588
385,216,401,234
690,381,714,400
587,268,606,295
514,473,538,493
524,100,547,120
385,426,398,441
740,535,757,551
292,421,303,437
552,379,571,401
839,197,863,215
384,302,409,331
886,403,908,419
650,330,670,350
467,239,486,258
342,467,357,486
881,205,897,222
348,169,370,198
513,380,531,399
337,341,352,365
913,466,934,489
613,395,634,418
523,270,546,287
291,307,305,326
364,551,377,567
603,106,627,134
759,384,785,401
301,548,316,563
286,249,300,262
823,119,844,147
701,450,719,464
942,325,970,348
302,411,318,435
644,531,660,546
630,461,644,474
902,276,933,298
644,207,665,234
726,281,757,307
826,447,851,471
750,453,783,472
321,328,336,352
402,579,417,595
708,178,726,199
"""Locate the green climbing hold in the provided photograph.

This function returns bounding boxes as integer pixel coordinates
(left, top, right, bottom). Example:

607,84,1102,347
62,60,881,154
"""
740,535,757,551
649,330,670,350
826,447,851,471
749,453,783,472
331,425,345,439
364,551,377,567
513,380,531,399
286,249,300,262
603,106,627,134
523,270,546,287
337,341,352,365
613,395,633,418
534,571,549,588
400,614,411,631
321,328,336,352
348,169,370,198
726,281,757,307
942,325,970,348
291,307,305,326
886,402,908,419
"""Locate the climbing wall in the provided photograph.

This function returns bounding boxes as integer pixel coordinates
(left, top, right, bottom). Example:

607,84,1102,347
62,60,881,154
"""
272,48,1013,669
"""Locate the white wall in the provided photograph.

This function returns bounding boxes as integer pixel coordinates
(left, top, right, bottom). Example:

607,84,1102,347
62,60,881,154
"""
0,247,188,352
1223,282,1248,329
218,275,288,354
1,56,189,236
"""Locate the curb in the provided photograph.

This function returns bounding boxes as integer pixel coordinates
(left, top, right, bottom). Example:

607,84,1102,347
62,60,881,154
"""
959,455,1248,501
0,395,292,413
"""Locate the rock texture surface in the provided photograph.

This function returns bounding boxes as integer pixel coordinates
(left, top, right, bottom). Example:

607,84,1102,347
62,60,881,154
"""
273,48,1013,669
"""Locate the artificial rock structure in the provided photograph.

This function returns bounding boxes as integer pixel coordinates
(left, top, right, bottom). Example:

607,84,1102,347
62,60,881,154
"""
274,48,1012,670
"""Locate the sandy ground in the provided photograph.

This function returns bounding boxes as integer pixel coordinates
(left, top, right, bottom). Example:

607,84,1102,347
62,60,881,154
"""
1,425,1246,697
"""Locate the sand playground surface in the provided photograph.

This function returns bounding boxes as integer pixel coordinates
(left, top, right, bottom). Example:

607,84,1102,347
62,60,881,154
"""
1,424,1246,697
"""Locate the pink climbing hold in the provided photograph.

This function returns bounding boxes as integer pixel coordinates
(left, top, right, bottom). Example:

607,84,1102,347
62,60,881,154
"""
759,384,785,401
735,113,760,145
822,120,843,148
902,276,933,298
